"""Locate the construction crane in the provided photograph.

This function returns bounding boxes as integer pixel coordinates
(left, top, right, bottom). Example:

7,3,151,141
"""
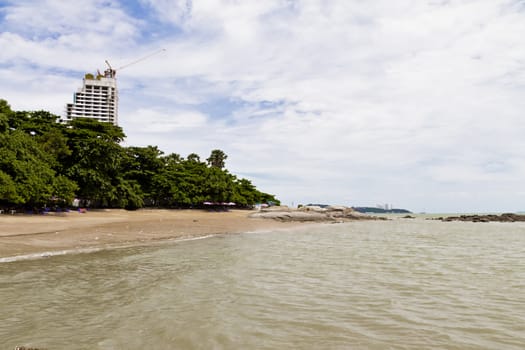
104,60,116,78
103,48,166,78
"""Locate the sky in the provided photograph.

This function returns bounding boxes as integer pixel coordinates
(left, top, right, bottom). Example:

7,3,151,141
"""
1,0,525,213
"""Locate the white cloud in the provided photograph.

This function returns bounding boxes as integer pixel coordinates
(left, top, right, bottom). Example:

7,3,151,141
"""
139,0,192,25
0,0,141,71
0,63,78,114
2,0,139,43
125,107,208,132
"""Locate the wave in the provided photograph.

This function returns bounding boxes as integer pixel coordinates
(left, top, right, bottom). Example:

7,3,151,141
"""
0,234,217,263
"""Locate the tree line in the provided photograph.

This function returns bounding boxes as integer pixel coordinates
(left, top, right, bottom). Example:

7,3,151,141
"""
0,99,279,210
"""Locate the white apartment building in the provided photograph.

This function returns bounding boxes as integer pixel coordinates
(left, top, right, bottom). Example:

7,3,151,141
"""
64,68,119,125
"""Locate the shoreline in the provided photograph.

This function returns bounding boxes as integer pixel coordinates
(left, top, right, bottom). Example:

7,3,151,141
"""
0,209,303,261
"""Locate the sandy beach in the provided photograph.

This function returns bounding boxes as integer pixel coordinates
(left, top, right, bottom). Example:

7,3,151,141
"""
0,209,297,260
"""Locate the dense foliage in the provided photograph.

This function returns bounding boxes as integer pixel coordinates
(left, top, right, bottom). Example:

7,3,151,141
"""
0,99,279,210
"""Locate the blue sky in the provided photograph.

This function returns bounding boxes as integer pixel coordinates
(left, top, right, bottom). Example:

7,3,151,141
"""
1,0,525,213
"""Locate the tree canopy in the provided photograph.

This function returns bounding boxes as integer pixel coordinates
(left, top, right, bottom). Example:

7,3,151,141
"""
0,99,280,210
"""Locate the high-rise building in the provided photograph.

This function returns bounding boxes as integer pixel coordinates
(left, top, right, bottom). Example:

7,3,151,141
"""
63,67,118,125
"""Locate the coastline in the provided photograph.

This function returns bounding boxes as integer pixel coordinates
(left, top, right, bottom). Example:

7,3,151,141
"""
0,209,301,261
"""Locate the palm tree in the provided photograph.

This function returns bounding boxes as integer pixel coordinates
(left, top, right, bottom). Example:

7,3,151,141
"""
206,149,228,169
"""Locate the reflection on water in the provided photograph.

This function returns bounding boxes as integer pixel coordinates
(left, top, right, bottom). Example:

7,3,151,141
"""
1,219,525,349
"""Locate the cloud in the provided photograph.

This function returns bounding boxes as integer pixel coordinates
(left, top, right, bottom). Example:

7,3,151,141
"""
1,0,525,212
138,0,192,26
1,0,139,47
125,107,208,132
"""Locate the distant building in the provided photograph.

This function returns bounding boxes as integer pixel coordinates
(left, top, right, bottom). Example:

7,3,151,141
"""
62,68,118,125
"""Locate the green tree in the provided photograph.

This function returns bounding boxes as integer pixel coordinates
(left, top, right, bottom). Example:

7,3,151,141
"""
38,128,72,171
0,131,77,207
150,153,184,207
0,99,11,132
62,118,136,207
14,110,60,135
175,154,208,205
202,167,235,203
232,178,257,206
0,99,11,114
186,153,201,163
206,149,228,169
0,170,22,204
122,146,164,203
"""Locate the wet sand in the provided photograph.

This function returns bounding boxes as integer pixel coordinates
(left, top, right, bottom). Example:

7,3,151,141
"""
0,209,297,259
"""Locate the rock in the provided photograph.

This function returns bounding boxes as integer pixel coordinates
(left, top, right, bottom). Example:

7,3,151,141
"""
326,205,347,211
251,206,384,222
260,205,291,212
439,213,525,223
297,205,326,213
250,211,332,222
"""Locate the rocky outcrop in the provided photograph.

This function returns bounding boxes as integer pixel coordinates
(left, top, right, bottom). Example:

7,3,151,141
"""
250,206,386,222
434,213,525,223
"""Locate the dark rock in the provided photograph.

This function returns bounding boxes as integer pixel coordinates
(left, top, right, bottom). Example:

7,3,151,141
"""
440,213,525,223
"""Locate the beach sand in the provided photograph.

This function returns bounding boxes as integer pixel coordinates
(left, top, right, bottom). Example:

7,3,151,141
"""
0,209,297,259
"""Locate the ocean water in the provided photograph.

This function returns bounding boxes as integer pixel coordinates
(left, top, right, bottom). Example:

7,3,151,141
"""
1,218,524,349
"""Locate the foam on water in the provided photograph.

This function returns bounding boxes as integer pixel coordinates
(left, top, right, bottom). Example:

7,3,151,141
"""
0,234,216,263
0,248,104,263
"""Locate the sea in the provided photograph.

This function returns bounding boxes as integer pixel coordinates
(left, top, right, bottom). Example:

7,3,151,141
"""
1,216,524,349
